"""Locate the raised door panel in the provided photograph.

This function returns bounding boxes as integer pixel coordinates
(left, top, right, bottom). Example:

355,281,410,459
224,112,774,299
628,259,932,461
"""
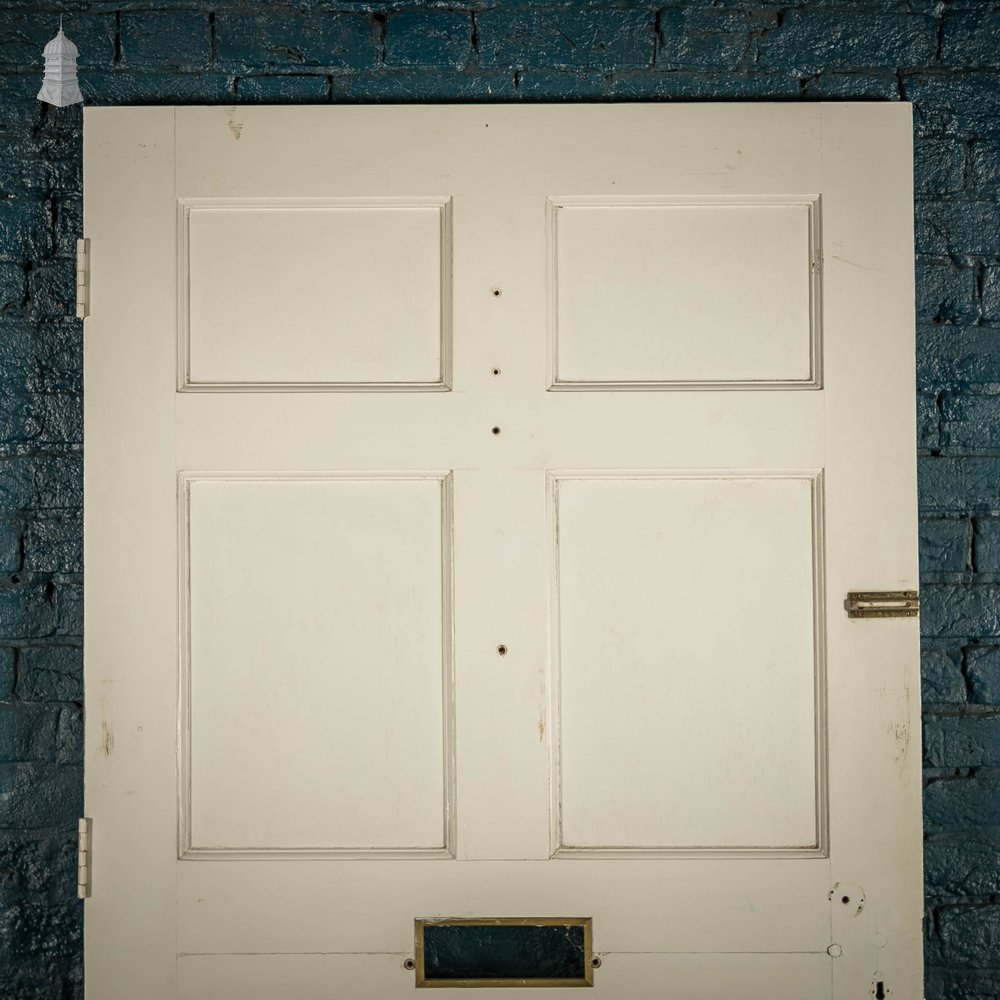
182,474,454,855
550,198,820,389
553,473,823,854
181,199,451,390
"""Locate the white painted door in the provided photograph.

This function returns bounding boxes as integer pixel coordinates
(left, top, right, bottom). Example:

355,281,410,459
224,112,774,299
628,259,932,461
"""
83,105,921,999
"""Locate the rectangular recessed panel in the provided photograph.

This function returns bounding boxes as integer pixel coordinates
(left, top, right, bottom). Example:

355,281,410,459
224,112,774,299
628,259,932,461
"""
181,200,450,389
553,474,822,852
182,474,452,854
550,199,818,388
416,919,592,988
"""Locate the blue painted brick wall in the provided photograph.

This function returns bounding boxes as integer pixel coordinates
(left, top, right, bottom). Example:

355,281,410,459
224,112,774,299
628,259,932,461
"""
1,2,998,997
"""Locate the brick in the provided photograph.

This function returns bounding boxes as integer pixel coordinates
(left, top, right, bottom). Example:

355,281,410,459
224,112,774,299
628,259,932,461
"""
0,585,55,640
925,716,1000,768
0,649,13,700
0,455,82,512
81,71,233,106
0,703,61,763
938,903,1000,968
0,199,52,262
942,393,1000,452
916,261,978,326
0,74,43,136
54,583,81,637
477,8,655,71
925,968,1000,1000
918,456,1000,514
215,13,377,73
801,72,900,101
907,73,1000,138
970,139,1000,195
966,646,1000,704
921,584,1000,638
657,9,750,71
925,770,1000,832
918,392,940,452
237,75,329,102
980,267,1000,325
915,138,967,197
15,646,81,703
120,12,210,71
0,897,82,965
25,392,82,452
552,70,801,101
0,518,21,574
921,647,968,704
941,11,1000,69
55,704,81,763
917,201,1000,257
0,831,76,894
917,326,1000,391
386,12,472,70
26,262,75,321
920,519,971,576
22,515,81,575
926,831,1000,897
0,763,81,830
976,519,1000,575
754,10,937,74
52,195,82,260
0,263,26,315
0,12,115,70
332,70,517,103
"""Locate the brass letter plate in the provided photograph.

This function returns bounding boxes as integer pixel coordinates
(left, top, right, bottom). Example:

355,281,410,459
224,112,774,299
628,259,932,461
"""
414,917,594,988
845,591,919,619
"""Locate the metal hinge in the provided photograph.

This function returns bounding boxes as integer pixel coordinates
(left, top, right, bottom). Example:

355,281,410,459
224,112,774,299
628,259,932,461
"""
75,238,89,320
845,591,919,619
77,817,92,899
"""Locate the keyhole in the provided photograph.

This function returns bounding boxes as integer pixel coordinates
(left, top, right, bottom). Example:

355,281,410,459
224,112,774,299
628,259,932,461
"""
875,982,885,999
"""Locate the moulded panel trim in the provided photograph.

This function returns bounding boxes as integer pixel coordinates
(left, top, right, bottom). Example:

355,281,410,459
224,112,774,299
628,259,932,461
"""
177,471,457,860
176,198,454,392
545,195,823,392
546,469,828,859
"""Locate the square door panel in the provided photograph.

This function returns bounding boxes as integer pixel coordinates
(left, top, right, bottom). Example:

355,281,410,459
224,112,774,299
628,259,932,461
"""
180,474,454,855
552,473,824,854
549,198,820,389
179,199,451,390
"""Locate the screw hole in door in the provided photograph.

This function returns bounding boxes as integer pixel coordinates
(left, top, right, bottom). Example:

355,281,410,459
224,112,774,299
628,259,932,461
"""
492,368,501,376
491,287,502,297
492,426,501,435
841,896,851,905
497,644,508,656
591,956,602,970
403,958,416,972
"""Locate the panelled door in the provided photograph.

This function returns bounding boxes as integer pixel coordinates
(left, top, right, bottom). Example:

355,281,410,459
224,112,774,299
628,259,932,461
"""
84,104,921,999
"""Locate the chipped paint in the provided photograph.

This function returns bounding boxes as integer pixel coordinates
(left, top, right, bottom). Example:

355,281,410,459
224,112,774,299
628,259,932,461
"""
99,720,115,757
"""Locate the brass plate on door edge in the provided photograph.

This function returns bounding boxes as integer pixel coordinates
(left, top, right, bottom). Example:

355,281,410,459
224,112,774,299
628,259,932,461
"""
414,917,594,988
845,591,920,619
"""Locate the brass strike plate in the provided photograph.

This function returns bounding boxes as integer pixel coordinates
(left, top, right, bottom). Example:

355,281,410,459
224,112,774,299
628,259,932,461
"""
845,591,919,619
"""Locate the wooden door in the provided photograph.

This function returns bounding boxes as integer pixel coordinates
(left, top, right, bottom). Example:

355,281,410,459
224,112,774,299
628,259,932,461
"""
83,104,921,999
